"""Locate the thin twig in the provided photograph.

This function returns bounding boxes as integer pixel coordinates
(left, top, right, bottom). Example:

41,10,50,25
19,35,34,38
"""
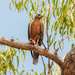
41,55,46,75
48,59,50,75
46,17,49,49
42,42,46,49
49,34,71,72
48,0,50,14
50,33,71,71
55,34,71,54
47,0,51,75
46,15,50,75
50,61,53,70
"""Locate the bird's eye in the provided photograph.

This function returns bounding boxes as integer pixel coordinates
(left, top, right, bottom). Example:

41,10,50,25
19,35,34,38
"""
38,14,41,16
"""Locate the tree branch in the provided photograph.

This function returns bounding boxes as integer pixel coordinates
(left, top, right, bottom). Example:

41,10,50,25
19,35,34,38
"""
41,55,46,75
0,37,64,68
47,0,50,74
55,34,71,54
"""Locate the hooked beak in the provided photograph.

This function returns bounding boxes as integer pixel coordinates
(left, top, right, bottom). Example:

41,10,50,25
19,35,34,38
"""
41,15,44,18
40,15,44,19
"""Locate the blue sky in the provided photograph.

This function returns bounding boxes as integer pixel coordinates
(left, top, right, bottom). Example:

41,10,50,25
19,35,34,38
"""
0,0,46,74
0,0,74,75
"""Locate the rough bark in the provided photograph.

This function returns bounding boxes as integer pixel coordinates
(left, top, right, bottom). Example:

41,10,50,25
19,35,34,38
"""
0,37,63,68
1,37,75,75
62,46,75,75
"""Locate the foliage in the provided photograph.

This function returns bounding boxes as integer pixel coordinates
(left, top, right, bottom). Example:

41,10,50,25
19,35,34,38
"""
1,0,75,75
9,0,75,50
44,63,61,75
0,42,26,75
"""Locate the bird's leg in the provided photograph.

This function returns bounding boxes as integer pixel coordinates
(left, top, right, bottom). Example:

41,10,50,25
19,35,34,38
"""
36,35,40,46
33,34,40,46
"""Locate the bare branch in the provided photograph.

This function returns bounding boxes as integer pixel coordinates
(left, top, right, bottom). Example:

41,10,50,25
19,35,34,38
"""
0,37,64,68
46,17,49,49
42,42,46,49
41,55,46,75
50,61,53,70
55,34,71,54
48,59,50,75
49,33,71,73
46,16,50,75
47,0,51,74
48,0,50,14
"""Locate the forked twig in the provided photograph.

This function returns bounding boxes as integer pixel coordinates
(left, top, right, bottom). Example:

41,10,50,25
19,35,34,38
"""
46,15,50,75
55,34,71,55
42,42,46,49
41,55,46,75
47,0,51,74
46,17,49,49
50,34,71,70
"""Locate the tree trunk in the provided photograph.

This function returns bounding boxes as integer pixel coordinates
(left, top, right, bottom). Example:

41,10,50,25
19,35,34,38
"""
61,46,75,75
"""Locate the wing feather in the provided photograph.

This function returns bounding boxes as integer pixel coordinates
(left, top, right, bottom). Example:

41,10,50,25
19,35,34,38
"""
41,23,44,41
28,22,33,58
28,22,32,40
38,22,44,46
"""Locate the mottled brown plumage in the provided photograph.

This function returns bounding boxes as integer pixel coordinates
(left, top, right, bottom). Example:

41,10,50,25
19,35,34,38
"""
28,14,44,65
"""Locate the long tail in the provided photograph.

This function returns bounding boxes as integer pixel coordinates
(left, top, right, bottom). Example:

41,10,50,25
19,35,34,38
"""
30,36,42,65
33,52,39,65
31,51,39,65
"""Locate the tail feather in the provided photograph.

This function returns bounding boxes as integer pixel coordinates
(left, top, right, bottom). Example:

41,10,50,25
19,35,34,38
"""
33,52,39,65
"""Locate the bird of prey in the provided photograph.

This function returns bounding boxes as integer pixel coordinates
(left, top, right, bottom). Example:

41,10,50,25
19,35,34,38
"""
28,14,44,65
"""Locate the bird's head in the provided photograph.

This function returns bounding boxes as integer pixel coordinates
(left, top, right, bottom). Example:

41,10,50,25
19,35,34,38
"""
35,14,43,20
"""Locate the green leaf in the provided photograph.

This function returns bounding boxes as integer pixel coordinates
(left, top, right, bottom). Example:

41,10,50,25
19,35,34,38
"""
21,49,26,60
31,69,34,72
53,41,57,51
0,54,7,62
52,0,55,6
70,37,74,43
9,3,11,10
62,41,64,49
27,72,29,75
55,0,58,9
49,37,54,47
17,56,19,69
56,8,59,16
24,1,28,12
19,70,25,75
58,40,61,49
71,43,74,48
35,72,38,75
31,2,34,10
34,0,36,8
74,33,75,38
49,35,52,42
11,64,15,75
70,28,73,34
50,70,52,75
16,38,19,41
59,27,62,34
54,32,57,36
51,25,53,33
8,46,11,56
62,0,65,6
52,6,55,18
9,60,12,71
20,53,24,67
54,21,58,31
